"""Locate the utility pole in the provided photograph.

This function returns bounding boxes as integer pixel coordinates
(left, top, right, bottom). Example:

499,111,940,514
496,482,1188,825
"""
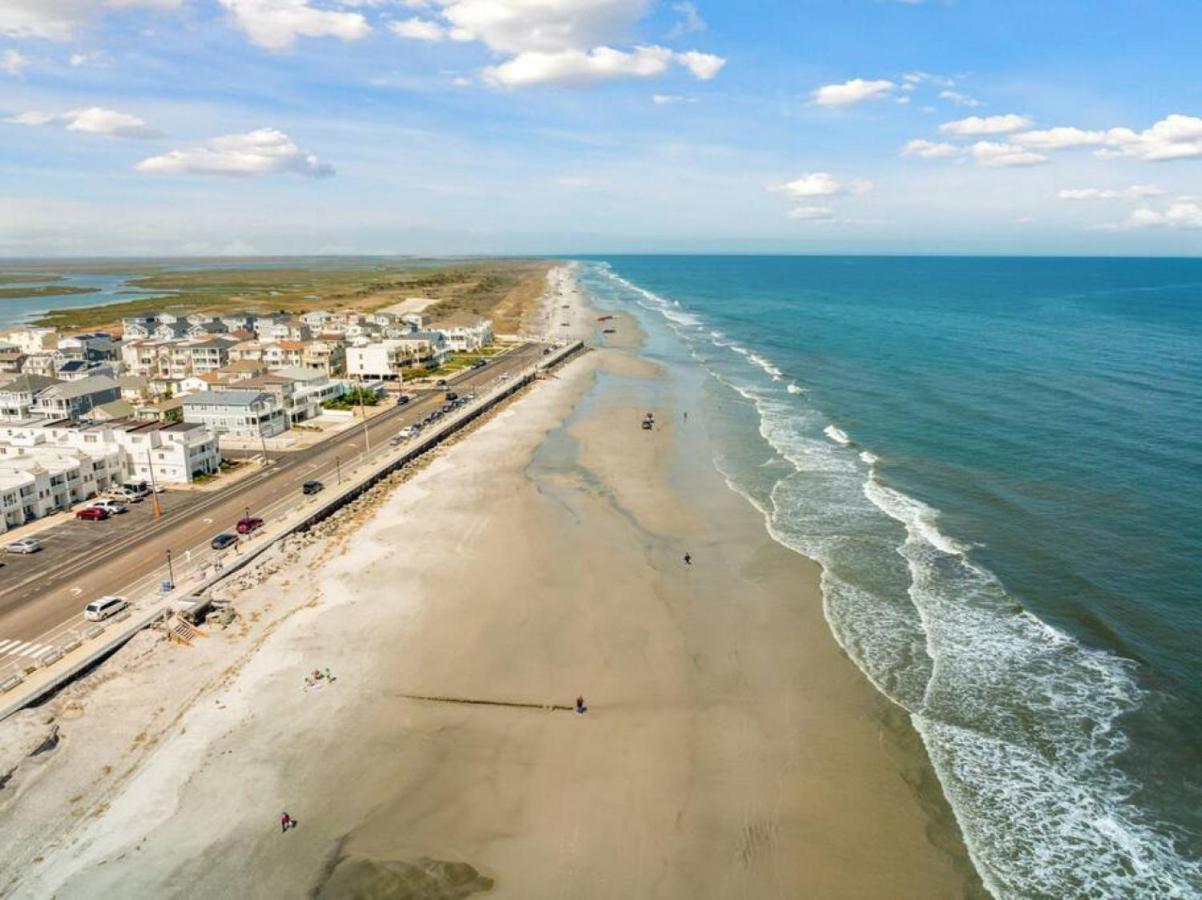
357,375,371,454
335,455,342,485
258,412,269,467
145,447,162,519
165,548,175,590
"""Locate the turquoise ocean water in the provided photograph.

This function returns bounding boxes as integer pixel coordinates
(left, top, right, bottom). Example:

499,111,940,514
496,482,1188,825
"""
576,256,1202,898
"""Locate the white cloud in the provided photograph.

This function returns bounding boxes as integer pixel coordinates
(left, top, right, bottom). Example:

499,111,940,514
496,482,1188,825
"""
939,89,981,108
1127,199,1202,229
940,114,1032,136
1057,185,1163,201
68,52,89,65
389,16,446,40
773,171,842,198
1100,114,1202,161
483,45,718,87
439,0,650,54
1,48,28,75
668,1,705,37
136,128,334,177
389,1,723,88
4,106,159,138
217,0,370,51
901,138,961,159
675,49,723,80
0,0,180,41
484,45,668,87
1012,127,1107,150
812,78,894,107
788,205,834,221
652,93,694,105
970,141,1047,167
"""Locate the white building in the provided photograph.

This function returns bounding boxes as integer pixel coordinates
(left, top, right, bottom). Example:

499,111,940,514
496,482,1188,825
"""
182,390,288,439
430,313,493,352
0,419,221,495
345,340,412,381
1,326,58,355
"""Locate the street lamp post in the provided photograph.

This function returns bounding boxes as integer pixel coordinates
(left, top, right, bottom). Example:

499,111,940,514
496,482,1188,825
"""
336,455,342,485
165,548,175,590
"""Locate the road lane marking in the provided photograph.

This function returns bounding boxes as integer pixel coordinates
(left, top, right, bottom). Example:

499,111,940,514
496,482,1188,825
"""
0,639,18,652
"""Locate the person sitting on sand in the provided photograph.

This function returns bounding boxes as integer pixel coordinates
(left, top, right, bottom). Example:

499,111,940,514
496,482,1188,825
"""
281,812,293,833
683,552,692,565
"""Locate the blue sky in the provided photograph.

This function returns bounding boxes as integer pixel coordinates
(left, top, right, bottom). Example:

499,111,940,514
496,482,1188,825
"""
1,0,1200,256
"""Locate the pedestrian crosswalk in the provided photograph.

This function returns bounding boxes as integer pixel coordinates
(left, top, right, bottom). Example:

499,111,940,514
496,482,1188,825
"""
0,638,58,660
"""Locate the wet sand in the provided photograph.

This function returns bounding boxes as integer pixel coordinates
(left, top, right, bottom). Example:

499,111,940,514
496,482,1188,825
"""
0,267,979,899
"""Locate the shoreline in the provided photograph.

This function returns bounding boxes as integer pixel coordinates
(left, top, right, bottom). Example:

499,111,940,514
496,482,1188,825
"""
0,264,981,898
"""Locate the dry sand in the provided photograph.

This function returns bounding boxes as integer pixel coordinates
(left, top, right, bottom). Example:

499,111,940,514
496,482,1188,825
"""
0,267,980,899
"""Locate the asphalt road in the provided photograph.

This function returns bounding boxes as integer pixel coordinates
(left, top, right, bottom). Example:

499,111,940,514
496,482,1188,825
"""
0,343,548,647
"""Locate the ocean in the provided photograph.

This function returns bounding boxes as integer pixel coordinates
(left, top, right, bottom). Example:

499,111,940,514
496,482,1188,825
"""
574,256,1202,899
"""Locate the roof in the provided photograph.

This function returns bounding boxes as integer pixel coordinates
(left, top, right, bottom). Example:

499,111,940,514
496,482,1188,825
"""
0,374,61,395
268,340,306,351
36,375,119,400
162,421,204,432
57,359,91,373
182,389,271,407
90,399,135,420
223,360,266,373
117,375,150,388
271,366,327,382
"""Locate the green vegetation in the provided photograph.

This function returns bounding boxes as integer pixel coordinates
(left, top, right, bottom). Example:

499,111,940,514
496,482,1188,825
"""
0,274,63,285
0,286,99,300
31,259,550,333
322,386,380,410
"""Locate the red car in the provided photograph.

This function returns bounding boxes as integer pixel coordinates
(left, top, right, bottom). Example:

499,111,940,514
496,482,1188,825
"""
236,516,264,535
76,506,109,521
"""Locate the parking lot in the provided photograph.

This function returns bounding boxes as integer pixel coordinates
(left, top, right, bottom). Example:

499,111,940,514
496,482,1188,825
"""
0,491,204,609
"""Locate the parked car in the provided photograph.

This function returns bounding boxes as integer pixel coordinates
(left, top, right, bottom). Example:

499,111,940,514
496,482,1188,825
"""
4,538,41,554
436,379,448,387
210,533,238,551
76,506,109,521
90,499,128,515
119,482,150,501
84,595,128,621
396,394,411,406
302,480,324,496
471,359,487,369
445,391,458,401
236,516,264,535
112,488,145,503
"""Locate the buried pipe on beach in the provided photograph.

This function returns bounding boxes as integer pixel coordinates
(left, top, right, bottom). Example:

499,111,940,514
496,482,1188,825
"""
392,692,574,712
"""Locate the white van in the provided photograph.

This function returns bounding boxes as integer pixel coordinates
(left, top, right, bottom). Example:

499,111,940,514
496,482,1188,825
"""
84,595,128,621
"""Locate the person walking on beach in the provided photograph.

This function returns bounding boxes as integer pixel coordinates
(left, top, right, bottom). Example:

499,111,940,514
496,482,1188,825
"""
280,812,293,833
683,552,692,565
683,411,688,423
575,695,587,715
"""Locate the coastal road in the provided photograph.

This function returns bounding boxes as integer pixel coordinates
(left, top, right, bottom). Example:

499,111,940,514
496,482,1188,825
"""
0,343,549,655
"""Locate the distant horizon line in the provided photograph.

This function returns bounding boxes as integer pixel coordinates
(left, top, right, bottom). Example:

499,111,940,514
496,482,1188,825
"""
2,252,1201,263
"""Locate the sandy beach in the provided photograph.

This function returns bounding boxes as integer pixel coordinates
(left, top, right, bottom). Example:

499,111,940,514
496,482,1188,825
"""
0,266,979,899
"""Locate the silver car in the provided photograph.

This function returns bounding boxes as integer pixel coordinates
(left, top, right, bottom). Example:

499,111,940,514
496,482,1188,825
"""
4,538,41,554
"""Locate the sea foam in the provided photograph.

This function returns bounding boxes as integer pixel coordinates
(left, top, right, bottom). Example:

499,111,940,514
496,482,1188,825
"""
580,261,1202,899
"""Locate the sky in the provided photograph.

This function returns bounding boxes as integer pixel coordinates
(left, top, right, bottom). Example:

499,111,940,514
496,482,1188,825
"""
1,0,1200,257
